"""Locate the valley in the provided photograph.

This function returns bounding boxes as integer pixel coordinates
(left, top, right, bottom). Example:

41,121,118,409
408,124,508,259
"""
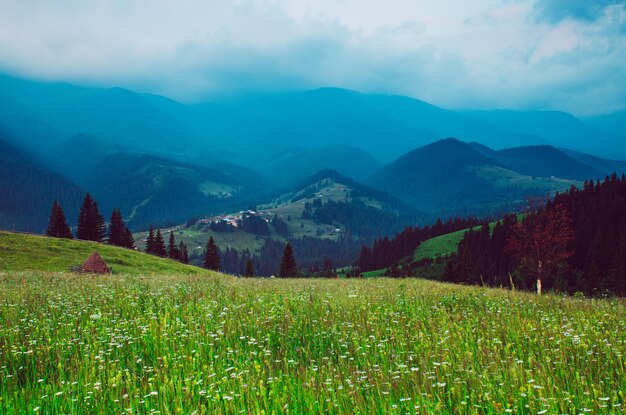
1,74,625,279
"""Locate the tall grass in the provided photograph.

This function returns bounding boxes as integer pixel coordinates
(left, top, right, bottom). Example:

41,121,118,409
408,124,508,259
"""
0,273,624,414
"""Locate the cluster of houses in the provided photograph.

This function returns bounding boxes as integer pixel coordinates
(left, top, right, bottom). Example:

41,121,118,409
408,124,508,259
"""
198,209,274,229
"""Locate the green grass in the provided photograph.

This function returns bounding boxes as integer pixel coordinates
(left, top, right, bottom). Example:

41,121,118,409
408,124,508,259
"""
0,274,624,414
0,231,209,275
472,165,581,191
413,228,474,261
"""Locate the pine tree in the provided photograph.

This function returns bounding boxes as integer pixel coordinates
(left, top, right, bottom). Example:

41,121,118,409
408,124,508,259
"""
179,241,189,264
46,200,73,239
244,259,255,277
76,193,106,242
279,243,298,278
108,209,126,246
93,202,107,242
167,231,180,260
203,237,221,271
145,226,155,254
122,227,136,249
154,229,167,257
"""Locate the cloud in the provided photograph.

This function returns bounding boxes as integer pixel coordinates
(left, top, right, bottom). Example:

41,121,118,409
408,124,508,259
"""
534,0,626,23
0,0,624,115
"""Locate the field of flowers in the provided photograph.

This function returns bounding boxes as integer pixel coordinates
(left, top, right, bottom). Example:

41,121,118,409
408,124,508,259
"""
0,273,625,414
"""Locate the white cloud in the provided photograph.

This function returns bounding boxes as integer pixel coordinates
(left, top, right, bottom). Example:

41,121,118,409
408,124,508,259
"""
0,0,624,115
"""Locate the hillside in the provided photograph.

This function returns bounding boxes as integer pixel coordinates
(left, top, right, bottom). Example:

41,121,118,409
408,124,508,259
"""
462,109,626,159
561,148,626,176
83,152,258,229
444,176,626,295
259,145,382,186
0,134,85,232
0,231,208,275
136,170,419,275
369,138,590,217
2,274,624,414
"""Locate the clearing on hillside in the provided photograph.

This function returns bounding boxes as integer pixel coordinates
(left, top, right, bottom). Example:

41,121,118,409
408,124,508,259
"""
0,231,209,275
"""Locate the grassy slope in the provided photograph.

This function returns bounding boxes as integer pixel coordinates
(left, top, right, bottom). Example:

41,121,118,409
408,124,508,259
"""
0,231,210,275
1,274,624,414
367,215,526,277
412,227,475,261
134,181,358,257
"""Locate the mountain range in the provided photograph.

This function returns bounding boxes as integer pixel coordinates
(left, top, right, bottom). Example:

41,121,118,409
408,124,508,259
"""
0,73,624,233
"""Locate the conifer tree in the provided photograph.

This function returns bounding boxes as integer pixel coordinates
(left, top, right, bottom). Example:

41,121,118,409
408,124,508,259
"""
145,226,155,254
179,241,189,264
93,202,107,242
244,259,255,277
122,227,136,250
279,243,298,278
154,229,167,257
46,200,73,239
108,209,125,246
203,236,221,270
167,231,180,260
76,193,106,242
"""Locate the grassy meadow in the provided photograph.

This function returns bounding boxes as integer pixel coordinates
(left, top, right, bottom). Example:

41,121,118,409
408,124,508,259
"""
0,273,624,414
0,231,208,275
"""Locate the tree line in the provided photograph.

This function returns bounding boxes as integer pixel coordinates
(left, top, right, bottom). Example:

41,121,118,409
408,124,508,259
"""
46,193,190,264
47,193,136,249
46,194,301,277
356,216,481,273
444,174,626,295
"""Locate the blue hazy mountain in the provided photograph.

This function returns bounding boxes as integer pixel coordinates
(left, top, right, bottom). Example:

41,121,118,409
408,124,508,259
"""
461,109,625,159
368,138,609,218
258,145,382,187
582,111,626,141
0,127,84,232
192,88,438,163
560,148,626,177
1,73,625,232
82,152,260,230
469,143,604,180
1,74,624,164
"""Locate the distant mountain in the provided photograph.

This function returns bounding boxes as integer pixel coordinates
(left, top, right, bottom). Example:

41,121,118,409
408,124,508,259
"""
560,149,626,177
582,111,626,140
194,88,438,162
259,145,382,187
0,75,200,158
362,94,540,149
470,144,604,180
248,168,423,238
83,152,255,230
368,138,585,217
2,73,623,169
461,109,626,159
0,131,85,232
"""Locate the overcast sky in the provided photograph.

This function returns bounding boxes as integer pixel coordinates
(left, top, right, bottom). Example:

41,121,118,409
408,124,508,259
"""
0,0,624,115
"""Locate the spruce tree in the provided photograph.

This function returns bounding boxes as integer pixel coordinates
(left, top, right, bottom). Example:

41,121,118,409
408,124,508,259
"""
145,226,155,254
154,229,167,257
179,241,189,264
108,209,125,246
203,236,221,270
122,227,136,250
244,259,255,277
279,243,298,278
167,231,180,260
46,200,73,239
93,202,107,242
76,193,106,242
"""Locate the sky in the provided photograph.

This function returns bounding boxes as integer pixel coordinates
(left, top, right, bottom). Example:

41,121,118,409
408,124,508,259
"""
0,0,625,115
